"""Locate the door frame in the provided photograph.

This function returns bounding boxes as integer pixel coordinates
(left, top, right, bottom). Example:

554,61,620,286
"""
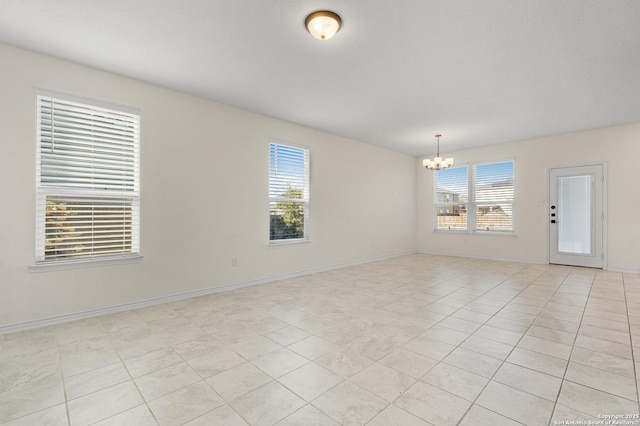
546,162,607,269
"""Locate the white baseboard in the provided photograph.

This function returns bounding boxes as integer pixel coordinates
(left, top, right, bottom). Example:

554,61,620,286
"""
419,250,640,274
417,250,547,265
607,266,640,274
0,250,415,335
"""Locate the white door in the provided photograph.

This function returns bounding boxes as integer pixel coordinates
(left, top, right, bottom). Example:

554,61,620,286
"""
549,165,604,268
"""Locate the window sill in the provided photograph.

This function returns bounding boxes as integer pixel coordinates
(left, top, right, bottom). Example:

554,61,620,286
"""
29,254,144,273
433,229,516,237
433,229,468,234
268,238,311,247
473,230,516,236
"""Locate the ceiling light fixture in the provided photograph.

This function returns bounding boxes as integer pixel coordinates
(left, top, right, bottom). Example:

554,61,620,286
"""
423,134,454,170
305,10,342,40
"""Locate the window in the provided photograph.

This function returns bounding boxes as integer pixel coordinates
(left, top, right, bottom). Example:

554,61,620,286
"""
33,93,141,270
473,161,514,232
434,166,468,230
269,141,309,242
435,160,514,232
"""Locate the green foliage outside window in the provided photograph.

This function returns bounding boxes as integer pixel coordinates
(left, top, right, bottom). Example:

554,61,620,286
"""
270,187,305,240
45,199,84,258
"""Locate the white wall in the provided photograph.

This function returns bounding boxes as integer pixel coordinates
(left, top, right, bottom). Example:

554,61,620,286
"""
0,43,416,329
3,41,638,331
416,124,640,272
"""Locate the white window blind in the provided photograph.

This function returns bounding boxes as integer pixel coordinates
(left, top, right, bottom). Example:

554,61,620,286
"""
35,94,140,264
269,141,309,242
434,166,469,230
434,160,514,233
474,161,514,232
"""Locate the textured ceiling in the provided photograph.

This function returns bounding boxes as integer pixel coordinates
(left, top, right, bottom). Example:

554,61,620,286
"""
1,0,639,156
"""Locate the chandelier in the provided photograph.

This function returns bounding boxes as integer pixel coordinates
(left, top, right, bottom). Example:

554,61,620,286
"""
423,134,453,170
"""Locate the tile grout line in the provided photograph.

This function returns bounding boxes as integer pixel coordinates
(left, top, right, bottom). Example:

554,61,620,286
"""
397,263,555,425
412,266,636,424
193,304,330,424
621,272,640,416
159,321,258,424
547,268,598,425
55,324,73,426
359,259,497,425
449,265,577,426
101,316,165,425
313,260,521,425
561,273,640,402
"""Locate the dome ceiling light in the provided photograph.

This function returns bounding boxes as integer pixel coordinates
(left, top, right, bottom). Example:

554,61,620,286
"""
305,10,342,40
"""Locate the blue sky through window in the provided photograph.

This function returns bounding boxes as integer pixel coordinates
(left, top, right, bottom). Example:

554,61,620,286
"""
475,161,514,185
269,143,308,199
436,161,513,201
436,166,468,202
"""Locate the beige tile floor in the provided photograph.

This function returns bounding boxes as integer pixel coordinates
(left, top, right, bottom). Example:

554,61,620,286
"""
1,254,639,425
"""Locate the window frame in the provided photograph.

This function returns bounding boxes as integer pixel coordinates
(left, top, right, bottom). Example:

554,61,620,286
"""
434,159,515,234
30,91,142,272
268,139,310,245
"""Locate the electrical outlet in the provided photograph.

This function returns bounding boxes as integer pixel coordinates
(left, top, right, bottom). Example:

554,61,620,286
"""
231,258,238,267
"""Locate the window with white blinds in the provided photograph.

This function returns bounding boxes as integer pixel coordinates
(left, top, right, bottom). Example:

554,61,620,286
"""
474,161,514,232
269,141,309,242
434,160,514,233
434,166,469,230
34,94,141,267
